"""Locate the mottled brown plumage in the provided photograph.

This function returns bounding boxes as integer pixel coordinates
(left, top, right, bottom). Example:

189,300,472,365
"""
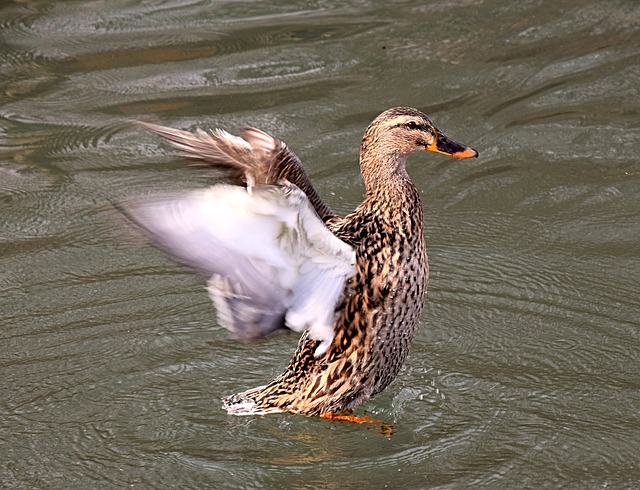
131,107,477,417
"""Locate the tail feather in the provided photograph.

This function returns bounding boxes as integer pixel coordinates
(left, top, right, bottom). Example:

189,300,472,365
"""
222,385,283,416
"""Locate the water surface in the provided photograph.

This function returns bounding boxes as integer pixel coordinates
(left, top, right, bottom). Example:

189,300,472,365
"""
1,0,639,488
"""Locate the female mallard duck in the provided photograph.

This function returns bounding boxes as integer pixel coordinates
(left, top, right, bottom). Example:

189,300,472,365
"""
123,107,477,418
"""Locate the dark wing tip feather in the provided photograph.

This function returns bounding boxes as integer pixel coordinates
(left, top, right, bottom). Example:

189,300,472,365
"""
135,119,333,219
135,120,258,183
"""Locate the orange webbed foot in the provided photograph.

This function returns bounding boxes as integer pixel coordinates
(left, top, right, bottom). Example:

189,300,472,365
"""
320,412,395,436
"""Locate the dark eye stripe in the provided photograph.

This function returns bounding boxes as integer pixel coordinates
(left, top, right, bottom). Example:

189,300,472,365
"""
391,121,429,131
398,121,427,130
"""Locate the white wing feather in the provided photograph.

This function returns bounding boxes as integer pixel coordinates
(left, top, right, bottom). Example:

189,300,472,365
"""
123,184,355,356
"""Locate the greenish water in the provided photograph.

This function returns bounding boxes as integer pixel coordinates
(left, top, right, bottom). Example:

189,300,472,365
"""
1,0,639,488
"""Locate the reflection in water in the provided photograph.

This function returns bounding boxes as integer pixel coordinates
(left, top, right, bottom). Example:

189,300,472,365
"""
1,0,639,488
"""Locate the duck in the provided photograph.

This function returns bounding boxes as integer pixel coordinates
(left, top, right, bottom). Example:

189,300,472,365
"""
122,107,477,420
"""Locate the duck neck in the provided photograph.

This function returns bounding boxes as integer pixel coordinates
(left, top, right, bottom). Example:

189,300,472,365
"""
359,150,411,194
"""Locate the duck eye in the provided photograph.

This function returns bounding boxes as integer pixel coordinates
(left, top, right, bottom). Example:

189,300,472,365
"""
405,121,419,130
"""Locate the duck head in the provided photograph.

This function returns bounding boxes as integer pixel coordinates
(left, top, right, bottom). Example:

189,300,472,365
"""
359,107,477,187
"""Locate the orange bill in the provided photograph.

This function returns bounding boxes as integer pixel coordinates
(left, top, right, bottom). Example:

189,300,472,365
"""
426,129,478,159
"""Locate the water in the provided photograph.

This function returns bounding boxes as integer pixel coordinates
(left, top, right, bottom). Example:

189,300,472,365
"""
1,0,639,488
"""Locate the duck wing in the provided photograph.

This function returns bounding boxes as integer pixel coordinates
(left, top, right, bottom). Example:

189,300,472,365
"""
137,122,335,222
120,183,355,356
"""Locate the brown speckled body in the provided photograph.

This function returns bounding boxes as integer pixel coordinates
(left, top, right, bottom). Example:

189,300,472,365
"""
250,181,428,415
